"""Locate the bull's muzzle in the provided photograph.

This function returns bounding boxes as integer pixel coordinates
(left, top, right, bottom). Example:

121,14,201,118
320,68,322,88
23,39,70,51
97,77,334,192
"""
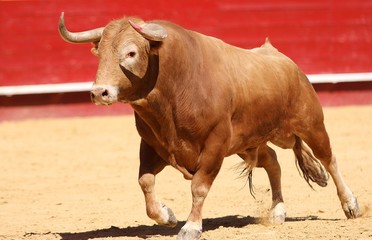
90,85,119,105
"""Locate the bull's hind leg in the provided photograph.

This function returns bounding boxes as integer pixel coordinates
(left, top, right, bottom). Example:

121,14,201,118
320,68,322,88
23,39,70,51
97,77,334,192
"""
239,145,286,224
138,140,178,227
298,124,360,218
257,145,287,224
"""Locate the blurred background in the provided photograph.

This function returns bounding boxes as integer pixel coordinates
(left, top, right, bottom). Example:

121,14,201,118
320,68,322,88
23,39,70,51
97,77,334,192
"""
0,0,371,121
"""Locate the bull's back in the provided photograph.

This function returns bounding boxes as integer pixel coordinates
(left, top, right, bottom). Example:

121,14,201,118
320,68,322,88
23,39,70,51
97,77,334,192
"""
222,40,322,150
230,42,299,113
252,43,325,125
238,40,320,115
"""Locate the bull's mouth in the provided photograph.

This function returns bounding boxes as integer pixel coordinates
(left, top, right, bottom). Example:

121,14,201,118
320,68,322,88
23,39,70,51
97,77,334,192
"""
93,101,113,106
91,97,115,106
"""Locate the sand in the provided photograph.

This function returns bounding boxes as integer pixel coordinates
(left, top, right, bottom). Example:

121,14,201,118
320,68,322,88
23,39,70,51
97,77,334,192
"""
1,105,371,240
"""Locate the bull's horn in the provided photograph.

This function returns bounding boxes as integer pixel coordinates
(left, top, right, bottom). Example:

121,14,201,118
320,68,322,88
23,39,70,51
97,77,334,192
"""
58,12,104,44
128,20,168,42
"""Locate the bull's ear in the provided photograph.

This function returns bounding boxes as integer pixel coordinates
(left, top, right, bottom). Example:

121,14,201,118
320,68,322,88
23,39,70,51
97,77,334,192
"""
90,41,99,57
128,20,168,42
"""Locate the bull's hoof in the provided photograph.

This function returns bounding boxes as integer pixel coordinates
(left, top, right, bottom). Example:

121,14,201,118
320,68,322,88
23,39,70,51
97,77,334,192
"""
176,222,202,240
157,203,178,227
268,202,286,224
342,196,361,219
164,205,178,227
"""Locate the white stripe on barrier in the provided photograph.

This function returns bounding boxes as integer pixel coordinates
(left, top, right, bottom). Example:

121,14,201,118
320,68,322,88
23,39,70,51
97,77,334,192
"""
0,82,92,96
307,72,372,84
0,72,371,96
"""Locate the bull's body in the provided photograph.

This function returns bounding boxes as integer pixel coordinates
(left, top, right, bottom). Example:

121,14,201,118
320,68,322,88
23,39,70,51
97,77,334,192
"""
133,21,315,179
135,22,307,168
59,14,360,240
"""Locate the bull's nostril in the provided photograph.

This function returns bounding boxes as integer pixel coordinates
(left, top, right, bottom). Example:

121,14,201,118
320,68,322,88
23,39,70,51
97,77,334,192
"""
90,92,96,99
102,89,108,97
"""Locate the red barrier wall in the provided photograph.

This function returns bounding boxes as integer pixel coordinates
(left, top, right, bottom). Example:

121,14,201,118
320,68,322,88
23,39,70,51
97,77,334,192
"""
1,0,371,86
1,0,371,121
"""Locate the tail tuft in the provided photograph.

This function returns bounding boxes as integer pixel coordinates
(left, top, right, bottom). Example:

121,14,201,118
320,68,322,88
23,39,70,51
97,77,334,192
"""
234,161,256,198
293,136,329,188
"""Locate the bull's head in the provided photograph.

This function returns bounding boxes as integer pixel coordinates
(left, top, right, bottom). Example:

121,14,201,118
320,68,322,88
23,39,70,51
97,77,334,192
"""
58,12,168,105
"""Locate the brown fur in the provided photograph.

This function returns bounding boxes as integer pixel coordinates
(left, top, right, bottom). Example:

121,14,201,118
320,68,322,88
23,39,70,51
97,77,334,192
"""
60,16,360,239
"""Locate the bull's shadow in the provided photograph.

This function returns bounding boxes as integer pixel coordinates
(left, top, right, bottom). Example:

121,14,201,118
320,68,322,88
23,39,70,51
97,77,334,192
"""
58,214,338,240
58,215,255,240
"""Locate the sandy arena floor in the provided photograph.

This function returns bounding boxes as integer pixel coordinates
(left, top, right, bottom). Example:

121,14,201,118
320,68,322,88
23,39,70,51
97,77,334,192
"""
0,105,371,240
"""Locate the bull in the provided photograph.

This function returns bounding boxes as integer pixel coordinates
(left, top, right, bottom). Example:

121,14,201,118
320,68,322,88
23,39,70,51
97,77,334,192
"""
58,12,360,240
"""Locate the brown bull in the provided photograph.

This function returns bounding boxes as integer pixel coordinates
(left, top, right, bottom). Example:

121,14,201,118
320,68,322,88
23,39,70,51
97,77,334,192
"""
59,12,360,240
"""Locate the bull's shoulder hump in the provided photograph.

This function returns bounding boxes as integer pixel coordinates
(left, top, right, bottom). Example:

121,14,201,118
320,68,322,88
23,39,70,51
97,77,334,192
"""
248,39,289,59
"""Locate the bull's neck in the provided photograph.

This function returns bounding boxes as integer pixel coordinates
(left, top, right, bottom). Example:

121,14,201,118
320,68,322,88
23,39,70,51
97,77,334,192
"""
129,26,217,128
129,85,174,125
130,29,201,109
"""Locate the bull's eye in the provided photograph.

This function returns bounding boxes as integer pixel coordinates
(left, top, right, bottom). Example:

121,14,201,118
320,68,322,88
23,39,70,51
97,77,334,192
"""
127,51,136,58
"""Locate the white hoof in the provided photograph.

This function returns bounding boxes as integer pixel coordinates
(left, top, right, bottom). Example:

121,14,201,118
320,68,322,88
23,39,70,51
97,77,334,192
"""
342,196,361,219
268,202,286,224
177,221,202,240
154,203,178,227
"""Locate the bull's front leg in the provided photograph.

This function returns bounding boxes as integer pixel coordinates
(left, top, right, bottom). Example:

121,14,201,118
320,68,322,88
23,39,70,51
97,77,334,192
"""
138,140,178,227
177,126,228,240
177,166,223,240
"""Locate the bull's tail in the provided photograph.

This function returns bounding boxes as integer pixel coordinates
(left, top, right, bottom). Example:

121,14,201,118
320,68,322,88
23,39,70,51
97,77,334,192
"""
293,136,329,188
234,161,256,198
